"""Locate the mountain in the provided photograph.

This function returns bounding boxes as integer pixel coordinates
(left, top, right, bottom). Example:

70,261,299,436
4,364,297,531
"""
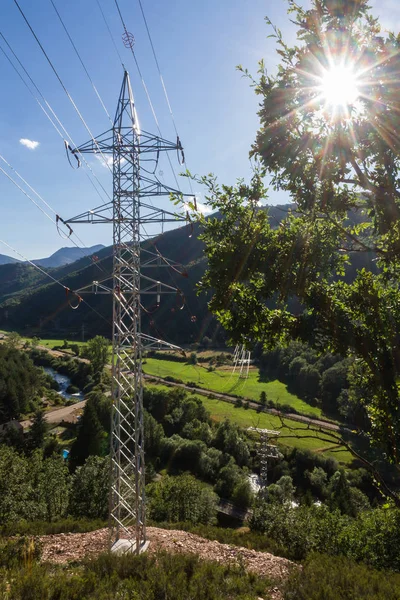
32,245,105,268
0,254,20,266
0,204,378,345
0,221,211,344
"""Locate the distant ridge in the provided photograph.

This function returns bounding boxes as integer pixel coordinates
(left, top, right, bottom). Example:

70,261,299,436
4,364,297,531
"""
0,245,105,268
0,253,20,266
32,245,105,268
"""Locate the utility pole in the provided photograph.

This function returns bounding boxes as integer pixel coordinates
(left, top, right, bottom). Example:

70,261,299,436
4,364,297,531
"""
65,71,189,553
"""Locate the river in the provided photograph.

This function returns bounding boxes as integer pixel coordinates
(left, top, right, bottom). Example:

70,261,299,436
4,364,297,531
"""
43,367,84,401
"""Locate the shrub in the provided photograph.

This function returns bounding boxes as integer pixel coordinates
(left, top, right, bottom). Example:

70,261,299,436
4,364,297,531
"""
284,553,400,600
147,474,218,525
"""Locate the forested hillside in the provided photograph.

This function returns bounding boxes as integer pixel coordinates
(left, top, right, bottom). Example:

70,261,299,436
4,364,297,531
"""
0,205,379,345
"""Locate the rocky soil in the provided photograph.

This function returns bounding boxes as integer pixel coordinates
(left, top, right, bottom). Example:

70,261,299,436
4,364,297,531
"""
39,526,295,599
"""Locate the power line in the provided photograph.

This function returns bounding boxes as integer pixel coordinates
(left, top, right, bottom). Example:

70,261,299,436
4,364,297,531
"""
0,155,107,273
49,0,113,127
95,0,125,68
0,30,112,206
0,238,112,328
13,0,114,176
0,163,55,227
135,0,194,194
136,0,179,138
112,0,183,193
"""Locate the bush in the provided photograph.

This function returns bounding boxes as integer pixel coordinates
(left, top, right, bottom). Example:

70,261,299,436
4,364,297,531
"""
148,474,218,525
0,537,41,569
66,384,80,395
284,553,400,600
164,375,184,383
0,519,105,537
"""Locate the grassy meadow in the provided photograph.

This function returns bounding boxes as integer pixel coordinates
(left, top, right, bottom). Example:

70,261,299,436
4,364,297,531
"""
143,356,323,418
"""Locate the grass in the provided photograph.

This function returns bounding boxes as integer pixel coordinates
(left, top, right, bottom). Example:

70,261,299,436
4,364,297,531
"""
145,384,354,465
143,357,323,418
37,338,86,349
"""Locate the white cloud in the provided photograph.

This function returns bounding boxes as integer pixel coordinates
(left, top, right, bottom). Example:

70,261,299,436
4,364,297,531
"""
95,154,126,168
183,200,212,214
196,202,212,214
19,138,40,150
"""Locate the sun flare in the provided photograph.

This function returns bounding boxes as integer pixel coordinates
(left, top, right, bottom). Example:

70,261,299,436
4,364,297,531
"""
319,66,360,107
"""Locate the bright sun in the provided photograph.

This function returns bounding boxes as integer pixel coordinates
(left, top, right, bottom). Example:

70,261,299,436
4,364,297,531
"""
319,66,360,107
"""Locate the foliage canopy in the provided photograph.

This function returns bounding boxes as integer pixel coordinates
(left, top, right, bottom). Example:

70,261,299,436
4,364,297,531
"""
194,0,400,487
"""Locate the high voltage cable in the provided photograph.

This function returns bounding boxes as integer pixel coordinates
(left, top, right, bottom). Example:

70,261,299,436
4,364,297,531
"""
0,31,112,207
96,0,183,194
0,155,107,274
13,0,113,176
95,0,125,68
0,164,55,227
136,0,195,195
112,0,183,193
0,43,63,138
49,0,113,127
0,238,112,328
136,0,179,139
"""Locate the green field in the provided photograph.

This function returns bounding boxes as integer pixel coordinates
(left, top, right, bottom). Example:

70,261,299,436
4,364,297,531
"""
146,384,353,465
37,339,86,349
143,357,323,418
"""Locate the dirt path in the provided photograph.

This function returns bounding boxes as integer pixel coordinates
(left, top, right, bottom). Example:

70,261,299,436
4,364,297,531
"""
39,526,294,599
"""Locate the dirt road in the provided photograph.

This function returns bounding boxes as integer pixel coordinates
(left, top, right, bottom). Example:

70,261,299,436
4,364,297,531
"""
21,400,86,429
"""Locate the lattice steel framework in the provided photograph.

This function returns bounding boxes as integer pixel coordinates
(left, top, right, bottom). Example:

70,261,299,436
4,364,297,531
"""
248,428,281,498
65,71,189,553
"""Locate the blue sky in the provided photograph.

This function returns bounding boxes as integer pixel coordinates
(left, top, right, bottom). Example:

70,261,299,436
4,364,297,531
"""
0,0,398,259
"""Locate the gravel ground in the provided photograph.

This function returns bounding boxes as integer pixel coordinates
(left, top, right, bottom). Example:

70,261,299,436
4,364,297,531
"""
39,526,295,599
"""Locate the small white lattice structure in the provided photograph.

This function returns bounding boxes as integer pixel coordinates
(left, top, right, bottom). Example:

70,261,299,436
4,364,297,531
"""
232,344,251,379
248,427,282,498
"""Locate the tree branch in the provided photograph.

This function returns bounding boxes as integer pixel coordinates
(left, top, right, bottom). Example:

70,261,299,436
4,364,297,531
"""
277,416,400,506
319,212,383,254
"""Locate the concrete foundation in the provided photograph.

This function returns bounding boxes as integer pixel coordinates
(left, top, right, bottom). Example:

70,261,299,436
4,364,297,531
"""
111,538,150,555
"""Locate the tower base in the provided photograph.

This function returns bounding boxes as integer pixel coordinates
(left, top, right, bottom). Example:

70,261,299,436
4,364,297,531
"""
111,539,150,555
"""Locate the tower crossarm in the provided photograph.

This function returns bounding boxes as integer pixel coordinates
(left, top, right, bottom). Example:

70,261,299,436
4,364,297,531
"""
65,201,187,225
70,128,183,156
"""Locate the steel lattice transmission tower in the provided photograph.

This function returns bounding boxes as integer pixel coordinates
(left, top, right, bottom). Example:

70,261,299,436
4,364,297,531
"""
65,71,189,553
247,428,281,498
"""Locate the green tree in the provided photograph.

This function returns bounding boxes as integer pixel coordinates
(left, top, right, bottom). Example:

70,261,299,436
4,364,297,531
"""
268,475,296,505
148,474,217,525
5,331,21,349
213,420,250,467
260,391,267,406
231,478,254,509
144,410,165,459
188,352,198,365
0,446,34,522
28,409,48,452
69,399,105,469
84,336,109,382
308,467,328,498
39,455,70,521
69,456,109,519
191,0,400,502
